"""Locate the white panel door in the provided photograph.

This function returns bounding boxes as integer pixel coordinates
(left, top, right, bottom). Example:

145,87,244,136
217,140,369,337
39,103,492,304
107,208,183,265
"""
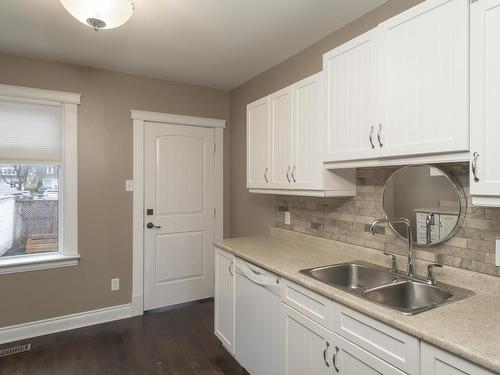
379,0,469,158
270,87,293,189
144,122,215,310
214,247,235,354
292,72,323,190
323,28,382,162
282,303,333,375
247,97,271,189
334,334,407,375
470,0,500,196
421,342,495,375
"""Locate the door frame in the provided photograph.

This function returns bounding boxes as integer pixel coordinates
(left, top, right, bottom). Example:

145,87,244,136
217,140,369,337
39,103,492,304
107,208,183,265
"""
131,109,226,315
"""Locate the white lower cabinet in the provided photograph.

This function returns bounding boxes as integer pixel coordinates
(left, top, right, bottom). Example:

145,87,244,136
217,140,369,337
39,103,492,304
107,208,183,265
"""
214,247,235,354
334,333,406,375
421,343,494,375
282,303,333,375
214,252,491,375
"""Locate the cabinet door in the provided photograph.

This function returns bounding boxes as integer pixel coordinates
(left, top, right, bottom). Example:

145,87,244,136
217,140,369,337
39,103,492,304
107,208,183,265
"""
421,342,495,375
270,87,293,189
291,72,323,190
282,303,333,375
334,334,406,375
323,28,382,162
247,97,270,189
470,0,500,197
214,247,235,354
379,0,469,158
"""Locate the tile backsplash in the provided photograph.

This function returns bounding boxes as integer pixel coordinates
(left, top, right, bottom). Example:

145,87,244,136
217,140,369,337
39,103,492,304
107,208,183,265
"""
274,163,500,277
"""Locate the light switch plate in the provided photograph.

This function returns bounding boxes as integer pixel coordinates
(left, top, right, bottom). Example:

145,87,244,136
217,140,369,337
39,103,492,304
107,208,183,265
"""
125,180,134,192
496,240,500,267
284,211,291,225
111,278,120,291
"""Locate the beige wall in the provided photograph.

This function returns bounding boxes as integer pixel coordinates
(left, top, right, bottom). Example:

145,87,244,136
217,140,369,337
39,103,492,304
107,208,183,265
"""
0,53,230,327
229,0,423,237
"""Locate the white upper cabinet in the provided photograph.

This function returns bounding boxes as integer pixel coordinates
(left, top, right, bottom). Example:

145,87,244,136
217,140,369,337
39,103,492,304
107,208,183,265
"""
247,73,356,196
379,0,469,158
292,72,323,190
247,96,270,189
323,28,382,162
323,0,469,166
270,87,293,189
470,0,500,206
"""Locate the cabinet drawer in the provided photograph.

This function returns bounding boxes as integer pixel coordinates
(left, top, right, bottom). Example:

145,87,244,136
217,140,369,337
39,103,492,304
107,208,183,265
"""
281,279,333,330
332,301,419,375
334,333,406,375
421,342,495,375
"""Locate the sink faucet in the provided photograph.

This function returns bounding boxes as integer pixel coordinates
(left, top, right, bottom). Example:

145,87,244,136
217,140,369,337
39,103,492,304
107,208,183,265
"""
370,218,415,278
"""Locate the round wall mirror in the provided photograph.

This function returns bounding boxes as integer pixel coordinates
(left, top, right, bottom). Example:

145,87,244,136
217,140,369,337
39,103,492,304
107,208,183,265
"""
382,165,466,247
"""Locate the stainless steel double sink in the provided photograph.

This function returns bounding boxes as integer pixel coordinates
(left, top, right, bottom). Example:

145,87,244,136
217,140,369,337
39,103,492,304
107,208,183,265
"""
300,261,473,315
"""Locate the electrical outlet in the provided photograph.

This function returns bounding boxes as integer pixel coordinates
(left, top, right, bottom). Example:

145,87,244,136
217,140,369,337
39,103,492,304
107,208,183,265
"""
111,278,120,291
496,240,500,267
284,211,291,225
125,180,134,192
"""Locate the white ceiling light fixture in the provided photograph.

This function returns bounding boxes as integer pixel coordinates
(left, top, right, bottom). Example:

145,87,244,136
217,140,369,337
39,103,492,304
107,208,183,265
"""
60,0,135,31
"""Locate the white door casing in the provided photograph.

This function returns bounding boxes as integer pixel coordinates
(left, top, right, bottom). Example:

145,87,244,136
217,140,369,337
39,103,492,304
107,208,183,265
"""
131,110,225,315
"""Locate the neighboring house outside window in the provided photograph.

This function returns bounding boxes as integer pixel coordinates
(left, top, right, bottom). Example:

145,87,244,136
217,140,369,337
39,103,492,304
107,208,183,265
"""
0,84,81,274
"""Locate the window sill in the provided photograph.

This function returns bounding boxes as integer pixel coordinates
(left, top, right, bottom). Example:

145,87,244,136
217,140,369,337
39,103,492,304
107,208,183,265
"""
0,253,80,275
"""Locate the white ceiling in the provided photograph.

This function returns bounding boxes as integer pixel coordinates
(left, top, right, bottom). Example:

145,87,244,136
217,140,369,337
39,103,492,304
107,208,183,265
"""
0,0,386,90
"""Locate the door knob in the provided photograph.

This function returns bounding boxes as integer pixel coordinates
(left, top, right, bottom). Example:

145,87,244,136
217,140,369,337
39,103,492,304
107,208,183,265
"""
146,222,161,229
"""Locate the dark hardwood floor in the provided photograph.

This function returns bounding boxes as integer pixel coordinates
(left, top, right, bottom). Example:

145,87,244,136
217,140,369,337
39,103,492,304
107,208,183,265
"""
0,300,247,375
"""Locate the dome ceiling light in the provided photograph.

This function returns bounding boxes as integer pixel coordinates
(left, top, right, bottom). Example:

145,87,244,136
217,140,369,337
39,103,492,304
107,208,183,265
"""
60,0,135,31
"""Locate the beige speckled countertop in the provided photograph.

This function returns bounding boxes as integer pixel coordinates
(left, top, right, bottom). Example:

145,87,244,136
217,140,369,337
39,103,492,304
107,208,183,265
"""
215,228,500,374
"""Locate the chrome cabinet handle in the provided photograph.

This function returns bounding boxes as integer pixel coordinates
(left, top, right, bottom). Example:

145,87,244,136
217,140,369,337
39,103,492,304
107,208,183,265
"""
323,341,330,367
146,222,161,229
472,152,480,182
377,124,383,147
264,168,269,183
286,166,291,183
291,165,296,182
228,261,234,277
369,126,375,149
332,346,339,372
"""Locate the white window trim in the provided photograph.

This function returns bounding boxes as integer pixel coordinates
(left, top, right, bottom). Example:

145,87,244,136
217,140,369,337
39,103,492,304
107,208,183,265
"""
0,84,81,275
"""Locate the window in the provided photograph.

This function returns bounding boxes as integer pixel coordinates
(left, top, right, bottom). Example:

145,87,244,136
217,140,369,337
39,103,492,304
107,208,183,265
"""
0,84,81,273
0,164,60,256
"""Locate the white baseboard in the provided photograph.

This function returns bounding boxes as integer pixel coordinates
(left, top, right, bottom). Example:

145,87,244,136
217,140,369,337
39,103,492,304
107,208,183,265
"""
0,303,132,345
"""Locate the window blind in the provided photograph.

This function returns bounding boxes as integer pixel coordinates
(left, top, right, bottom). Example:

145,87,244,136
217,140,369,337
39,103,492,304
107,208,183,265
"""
0,100,63,163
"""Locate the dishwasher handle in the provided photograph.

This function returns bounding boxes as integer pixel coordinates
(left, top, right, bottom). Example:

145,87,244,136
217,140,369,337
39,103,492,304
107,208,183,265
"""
236,259,279,287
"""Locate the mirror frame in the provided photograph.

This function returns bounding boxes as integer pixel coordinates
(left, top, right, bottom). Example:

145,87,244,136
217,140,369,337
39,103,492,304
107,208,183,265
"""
381,165,467,248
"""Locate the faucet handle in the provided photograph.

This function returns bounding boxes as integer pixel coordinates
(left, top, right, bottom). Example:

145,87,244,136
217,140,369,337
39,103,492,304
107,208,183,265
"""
426,263,443,285
383,252,397,273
